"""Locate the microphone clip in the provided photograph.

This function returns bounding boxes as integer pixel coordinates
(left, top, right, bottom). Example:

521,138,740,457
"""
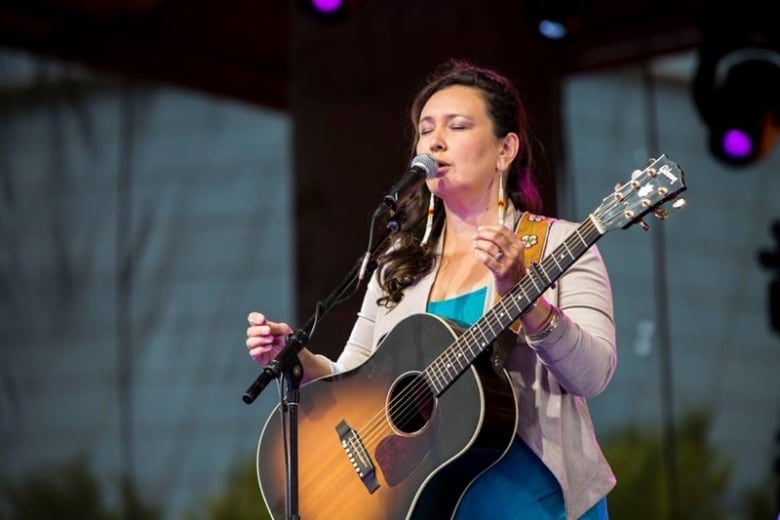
387,209,406,232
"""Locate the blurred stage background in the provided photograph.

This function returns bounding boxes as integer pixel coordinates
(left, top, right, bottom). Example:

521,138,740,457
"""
1,1,778,518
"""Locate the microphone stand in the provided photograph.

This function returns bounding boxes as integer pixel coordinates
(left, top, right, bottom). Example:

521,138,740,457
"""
242,202,405,520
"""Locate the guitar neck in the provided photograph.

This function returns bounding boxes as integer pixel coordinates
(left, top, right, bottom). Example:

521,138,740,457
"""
424,215,605,396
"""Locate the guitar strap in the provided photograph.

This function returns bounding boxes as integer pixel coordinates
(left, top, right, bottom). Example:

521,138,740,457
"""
490,211,554,371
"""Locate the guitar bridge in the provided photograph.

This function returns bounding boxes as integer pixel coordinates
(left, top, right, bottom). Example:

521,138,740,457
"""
336,420,380,494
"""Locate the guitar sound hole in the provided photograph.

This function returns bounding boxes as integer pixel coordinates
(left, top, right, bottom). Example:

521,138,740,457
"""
387,373,435,435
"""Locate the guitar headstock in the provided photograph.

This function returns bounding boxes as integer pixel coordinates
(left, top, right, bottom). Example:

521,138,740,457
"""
592,154,687,233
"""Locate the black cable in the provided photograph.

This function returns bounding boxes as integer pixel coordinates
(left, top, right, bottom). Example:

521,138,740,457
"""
640,60,681,520
117,85,137,520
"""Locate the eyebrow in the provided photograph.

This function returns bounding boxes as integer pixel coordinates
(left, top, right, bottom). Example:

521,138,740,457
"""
418,113,473,125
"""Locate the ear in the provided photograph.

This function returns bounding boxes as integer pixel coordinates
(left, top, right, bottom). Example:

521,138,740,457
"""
497,132,520,172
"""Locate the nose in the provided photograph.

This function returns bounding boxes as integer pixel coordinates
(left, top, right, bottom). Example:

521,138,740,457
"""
428,129,445,152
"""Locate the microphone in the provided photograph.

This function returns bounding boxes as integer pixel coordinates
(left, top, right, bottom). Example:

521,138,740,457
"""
375,153,438,216
360,154,438,282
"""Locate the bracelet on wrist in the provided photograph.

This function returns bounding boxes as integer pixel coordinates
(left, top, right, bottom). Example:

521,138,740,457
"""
524,305,561,341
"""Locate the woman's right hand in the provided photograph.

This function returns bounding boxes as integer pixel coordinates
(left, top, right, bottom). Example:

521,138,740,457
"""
246,312,293,366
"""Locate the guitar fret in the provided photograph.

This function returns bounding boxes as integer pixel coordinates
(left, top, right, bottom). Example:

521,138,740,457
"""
567,236,581,255
562,240,574,260
542,259,559,282
583,221,600,244
443,348,458,377
516,285,531,314
536,261,552,284
422,368,436,394
476,322,490,345
446,343,463,376
460,341,472,357
471,327,490,360
487,306,504,334
431,363,445,393
426,364,441,394
498,295,515,321
570,240,586,260
528,265,547,291
526,270,542,292
458,329,477,361
495,306,508,324
574,228,588,247
425,371,441,395
498,306,510,328
517,284,533,315
551,251,563,271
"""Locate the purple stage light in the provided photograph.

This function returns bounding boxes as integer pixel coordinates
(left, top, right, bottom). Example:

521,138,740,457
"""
311,0,342,13
722,129,753,159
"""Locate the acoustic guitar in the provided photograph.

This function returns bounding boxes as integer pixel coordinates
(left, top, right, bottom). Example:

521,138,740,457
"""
256,155,687,519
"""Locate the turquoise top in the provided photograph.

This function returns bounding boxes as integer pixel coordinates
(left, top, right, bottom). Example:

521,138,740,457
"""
426,286,487,329
426,288,608,519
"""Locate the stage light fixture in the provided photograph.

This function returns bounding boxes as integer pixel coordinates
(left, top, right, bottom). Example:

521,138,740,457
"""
298,0,365,23
527,0,587,41
706,51,778,166
694,37,780,167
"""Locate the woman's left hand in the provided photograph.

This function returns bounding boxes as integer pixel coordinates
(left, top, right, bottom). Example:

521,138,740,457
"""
473,225,525,295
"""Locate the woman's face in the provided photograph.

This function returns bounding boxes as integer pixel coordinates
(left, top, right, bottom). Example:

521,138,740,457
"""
416,85,510,206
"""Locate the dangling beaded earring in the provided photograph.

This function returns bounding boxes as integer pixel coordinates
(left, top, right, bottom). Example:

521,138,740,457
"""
420,192,436,246
497,173,506,227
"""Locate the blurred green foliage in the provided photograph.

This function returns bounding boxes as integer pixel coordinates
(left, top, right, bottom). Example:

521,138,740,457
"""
0,457,160,520
741,484,777,519
600,409,778,520
3,413,776,519
182,458,270,520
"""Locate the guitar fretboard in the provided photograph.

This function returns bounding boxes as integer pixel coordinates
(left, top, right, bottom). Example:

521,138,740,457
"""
422,216,604,396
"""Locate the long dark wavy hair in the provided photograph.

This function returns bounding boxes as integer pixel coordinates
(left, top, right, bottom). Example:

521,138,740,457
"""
376,59,543,308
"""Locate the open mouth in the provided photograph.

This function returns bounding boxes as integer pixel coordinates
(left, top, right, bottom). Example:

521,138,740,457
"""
435,161,451,174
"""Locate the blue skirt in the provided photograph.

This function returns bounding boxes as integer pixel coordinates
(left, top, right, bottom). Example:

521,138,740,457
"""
454,438,608,520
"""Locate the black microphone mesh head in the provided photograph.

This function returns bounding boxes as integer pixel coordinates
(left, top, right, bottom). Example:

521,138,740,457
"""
410,153,438,178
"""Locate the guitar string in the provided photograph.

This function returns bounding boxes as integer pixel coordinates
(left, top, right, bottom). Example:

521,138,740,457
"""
291,225,590,496
375,218,602,443
292,183,676,504
337,221,598,487
311,167,680,499
294,170,658,491
348,218,603,453
375,165,671,441
421,219,600,396
276,172,656,502
289,253,547,498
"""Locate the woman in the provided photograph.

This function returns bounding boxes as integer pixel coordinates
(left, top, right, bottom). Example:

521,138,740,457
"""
247,59,616,519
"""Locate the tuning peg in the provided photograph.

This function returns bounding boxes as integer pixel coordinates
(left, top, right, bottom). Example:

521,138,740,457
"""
613,182,624,201
672,197,687,209
631,169,643,180
647,157,656,165
638,219,650,231
654,208,669,219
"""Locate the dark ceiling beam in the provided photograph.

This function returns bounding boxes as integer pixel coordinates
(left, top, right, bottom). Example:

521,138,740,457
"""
0,1,706,109
0,0,291,109
550,0,705,73
565,21,702,73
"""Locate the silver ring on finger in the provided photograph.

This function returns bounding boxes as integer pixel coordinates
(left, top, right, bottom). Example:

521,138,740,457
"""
494,248,504,261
